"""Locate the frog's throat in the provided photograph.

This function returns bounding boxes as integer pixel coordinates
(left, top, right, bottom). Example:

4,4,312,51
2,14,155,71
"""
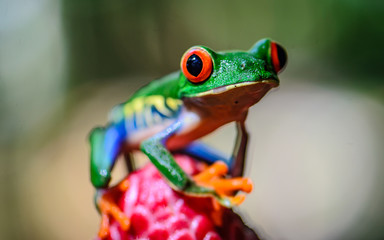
191,79,278,97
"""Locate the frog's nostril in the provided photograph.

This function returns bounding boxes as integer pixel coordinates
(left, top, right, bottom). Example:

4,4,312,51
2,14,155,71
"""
240,62,246,70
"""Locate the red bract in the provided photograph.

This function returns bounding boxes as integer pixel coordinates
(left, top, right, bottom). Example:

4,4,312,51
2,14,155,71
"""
100,155,259,240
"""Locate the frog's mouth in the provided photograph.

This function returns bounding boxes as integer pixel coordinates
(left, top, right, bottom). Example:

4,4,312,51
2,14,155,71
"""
192,79,279,97
183,79,278,111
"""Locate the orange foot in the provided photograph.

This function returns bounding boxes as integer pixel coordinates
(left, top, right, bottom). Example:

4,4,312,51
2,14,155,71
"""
193,161,253,207
97,179,131,239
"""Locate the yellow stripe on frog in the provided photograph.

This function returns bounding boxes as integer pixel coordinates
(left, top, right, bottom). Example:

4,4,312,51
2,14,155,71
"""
123,96,182,119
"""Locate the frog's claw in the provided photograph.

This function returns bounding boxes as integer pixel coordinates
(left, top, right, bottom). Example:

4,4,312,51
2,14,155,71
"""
96,179,130,239
193,161,253,207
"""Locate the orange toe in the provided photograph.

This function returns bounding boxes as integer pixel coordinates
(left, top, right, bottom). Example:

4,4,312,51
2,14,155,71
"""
194,161,228,182
117,178,130,192
97,179,131,238
226,194,246,206
209,177,253,195
193,162,253,208
98,213,110,239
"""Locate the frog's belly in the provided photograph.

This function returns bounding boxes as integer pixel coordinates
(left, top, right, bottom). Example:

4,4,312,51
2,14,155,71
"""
125,119,175,149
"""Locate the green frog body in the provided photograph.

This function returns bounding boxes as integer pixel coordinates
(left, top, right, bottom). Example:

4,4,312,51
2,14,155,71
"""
90,38,287,208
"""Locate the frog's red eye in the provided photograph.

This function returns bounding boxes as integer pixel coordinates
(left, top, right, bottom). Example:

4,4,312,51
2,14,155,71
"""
270,42,287,73
181,47,213,83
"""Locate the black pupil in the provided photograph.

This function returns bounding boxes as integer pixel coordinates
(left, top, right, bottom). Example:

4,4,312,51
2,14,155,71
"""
276,44,287,69
186,54,203,77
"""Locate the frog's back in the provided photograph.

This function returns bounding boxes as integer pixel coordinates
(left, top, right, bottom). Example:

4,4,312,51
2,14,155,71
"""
108,71,183,133
129,71,181,100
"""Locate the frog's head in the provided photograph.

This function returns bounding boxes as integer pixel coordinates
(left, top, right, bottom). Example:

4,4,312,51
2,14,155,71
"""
178,38,287,111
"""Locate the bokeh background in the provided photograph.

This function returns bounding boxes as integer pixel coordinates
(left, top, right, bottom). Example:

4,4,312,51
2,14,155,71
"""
1,0,383,239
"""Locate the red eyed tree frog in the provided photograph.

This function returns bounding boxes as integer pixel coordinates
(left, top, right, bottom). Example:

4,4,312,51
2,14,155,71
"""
89,38,287,223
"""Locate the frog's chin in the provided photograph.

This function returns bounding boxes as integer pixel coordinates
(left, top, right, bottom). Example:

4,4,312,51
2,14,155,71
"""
192,79,279,98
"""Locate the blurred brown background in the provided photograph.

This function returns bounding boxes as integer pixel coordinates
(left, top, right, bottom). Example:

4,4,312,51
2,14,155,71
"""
0,0,383,239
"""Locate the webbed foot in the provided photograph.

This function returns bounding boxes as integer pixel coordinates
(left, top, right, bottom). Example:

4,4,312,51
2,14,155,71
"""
96,179,130,239
193,161,253,207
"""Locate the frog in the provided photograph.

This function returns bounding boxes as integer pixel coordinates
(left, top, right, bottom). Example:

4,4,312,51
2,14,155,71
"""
89,38,287,235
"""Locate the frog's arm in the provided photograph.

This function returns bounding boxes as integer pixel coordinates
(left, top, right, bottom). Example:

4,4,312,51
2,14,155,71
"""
230,120,249,177
89,122,127,188
141,111,253,207
140,113,213,194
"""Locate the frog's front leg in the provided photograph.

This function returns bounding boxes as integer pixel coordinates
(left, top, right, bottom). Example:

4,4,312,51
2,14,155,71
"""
141,113,252,207
140,119,213,195
229,120,249,177
181,118,249,178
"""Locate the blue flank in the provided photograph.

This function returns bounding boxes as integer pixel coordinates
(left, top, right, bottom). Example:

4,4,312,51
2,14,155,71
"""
102,121,127,168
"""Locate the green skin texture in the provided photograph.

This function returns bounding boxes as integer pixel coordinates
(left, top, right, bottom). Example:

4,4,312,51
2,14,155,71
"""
91,38,285,207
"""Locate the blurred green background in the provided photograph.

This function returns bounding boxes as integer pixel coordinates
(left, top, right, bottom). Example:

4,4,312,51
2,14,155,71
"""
1,0,383,239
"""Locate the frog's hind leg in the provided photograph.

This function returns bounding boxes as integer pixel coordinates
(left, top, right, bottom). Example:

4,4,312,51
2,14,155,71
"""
90,122,133,238
89,122,127,188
